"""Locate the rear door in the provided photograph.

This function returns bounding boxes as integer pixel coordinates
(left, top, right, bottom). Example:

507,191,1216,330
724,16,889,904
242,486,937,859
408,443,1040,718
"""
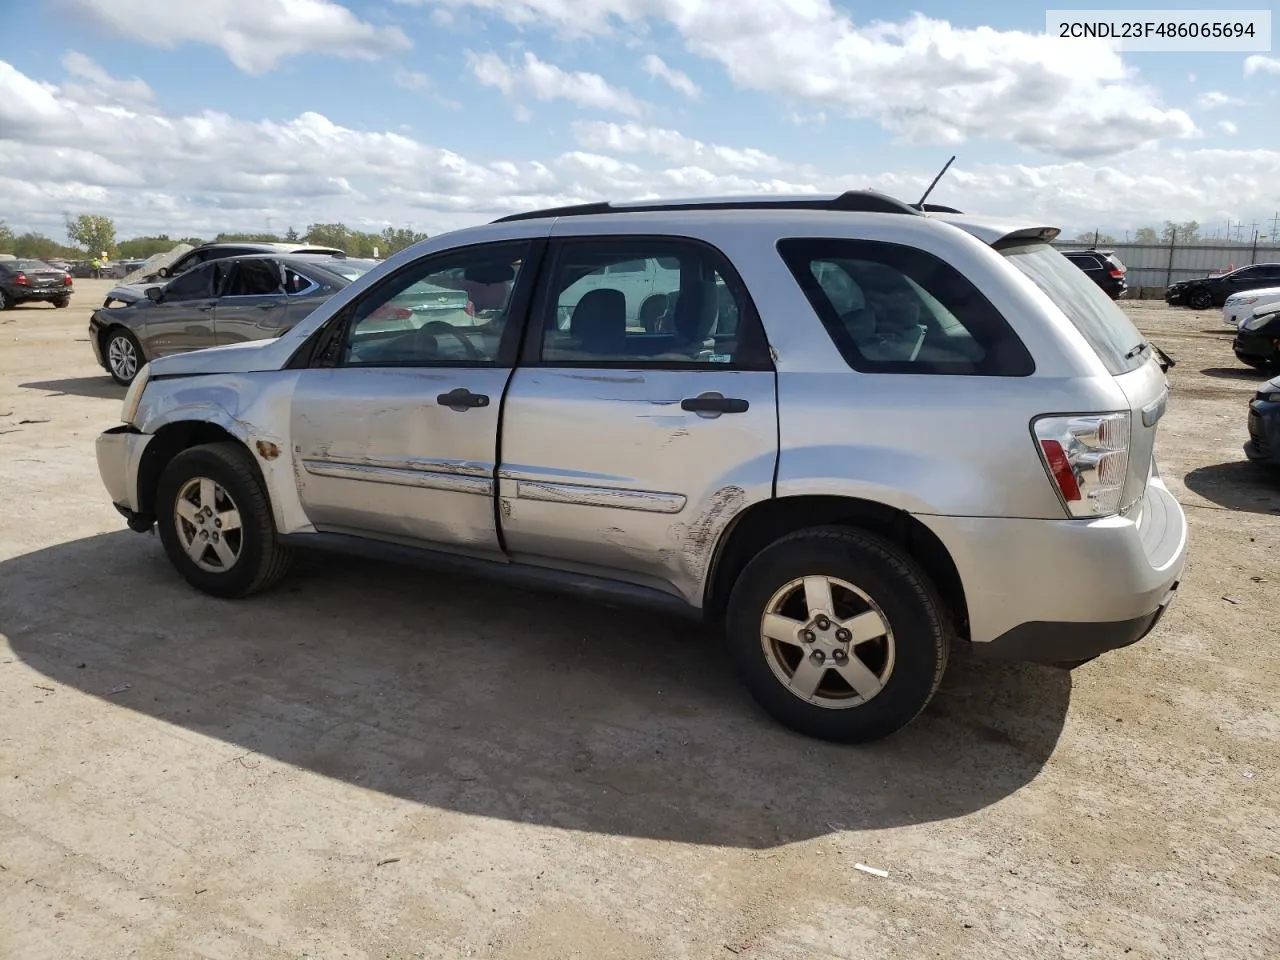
141,262,227,356
496,235,778,605
213,258,292,345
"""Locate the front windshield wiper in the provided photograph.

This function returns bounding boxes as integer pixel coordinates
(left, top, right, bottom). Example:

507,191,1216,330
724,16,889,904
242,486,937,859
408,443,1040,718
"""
1124,341,1150,360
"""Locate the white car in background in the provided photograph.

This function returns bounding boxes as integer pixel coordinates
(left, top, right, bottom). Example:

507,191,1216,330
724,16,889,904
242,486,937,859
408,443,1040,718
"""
1223,286,1280,326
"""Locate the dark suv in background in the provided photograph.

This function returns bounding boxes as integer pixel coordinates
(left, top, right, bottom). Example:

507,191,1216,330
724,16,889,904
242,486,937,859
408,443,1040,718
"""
1166,262,1280,310
1062,249,1128,300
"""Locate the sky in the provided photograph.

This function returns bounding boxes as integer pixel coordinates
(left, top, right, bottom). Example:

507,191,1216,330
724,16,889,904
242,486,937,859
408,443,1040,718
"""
1,0,1279,242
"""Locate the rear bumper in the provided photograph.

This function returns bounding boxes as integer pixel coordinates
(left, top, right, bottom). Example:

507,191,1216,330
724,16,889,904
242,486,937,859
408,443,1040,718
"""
919,474,1187,662
9,287,71,302
96,424,154,524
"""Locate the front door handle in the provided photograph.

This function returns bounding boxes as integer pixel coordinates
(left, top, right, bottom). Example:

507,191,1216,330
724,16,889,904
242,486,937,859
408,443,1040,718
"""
437,387,490,411
681,392,749,416
257,301,280,310
196,303,214,312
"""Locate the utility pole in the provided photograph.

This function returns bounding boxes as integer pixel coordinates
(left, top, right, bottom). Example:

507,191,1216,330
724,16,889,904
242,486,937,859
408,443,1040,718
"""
1271,211,1280,242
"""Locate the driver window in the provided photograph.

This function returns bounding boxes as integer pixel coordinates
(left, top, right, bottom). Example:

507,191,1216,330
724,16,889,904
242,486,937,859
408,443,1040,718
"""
342,243,527,366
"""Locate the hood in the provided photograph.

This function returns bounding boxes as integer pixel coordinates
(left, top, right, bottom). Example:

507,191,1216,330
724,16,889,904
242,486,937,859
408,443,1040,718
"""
147,337,282,377
105,282,154,305
1227,285,1280,303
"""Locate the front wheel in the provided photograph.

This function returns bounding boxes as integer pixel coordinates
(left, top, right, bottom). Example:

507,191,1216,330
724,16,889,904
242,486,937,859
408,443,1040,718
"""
104,327,144,385
1189,288,1213,310
155,442,294,598
725,527,951,743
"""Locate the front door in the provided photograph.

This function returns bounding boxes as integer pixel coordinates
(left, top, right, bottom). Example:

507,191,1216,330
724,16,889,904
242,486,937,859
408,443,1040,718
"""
141,261,227,357
289,241,535,556
497,236,778,604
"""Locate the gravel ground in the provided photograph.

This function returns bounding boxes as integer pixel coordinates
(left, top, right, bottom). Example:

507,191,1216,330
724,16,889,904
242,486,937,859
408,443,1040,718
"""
1,281,1277,960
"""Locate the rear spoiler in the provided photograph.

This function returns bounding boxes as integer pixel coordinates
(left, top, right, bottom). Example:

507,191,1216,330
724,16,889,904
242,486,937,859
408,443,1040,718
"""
990,226,1061,250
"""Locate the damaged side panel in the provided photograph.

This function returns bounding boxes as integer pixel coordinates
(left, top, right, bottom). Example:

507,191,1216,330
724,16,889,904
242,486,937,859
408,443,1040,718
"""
496,367,778,605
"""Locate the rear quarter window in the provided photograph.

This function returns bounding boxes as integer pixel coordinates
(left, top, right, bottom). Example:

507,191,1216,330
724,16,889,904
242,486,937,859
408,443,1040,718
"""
1001,243,1145,375
777,237,1034,376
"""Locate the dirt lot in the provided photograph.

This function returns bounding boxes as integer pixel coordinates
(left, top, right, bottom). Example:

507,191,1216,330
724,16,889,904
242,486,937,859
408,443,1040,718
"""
1,280,1277,959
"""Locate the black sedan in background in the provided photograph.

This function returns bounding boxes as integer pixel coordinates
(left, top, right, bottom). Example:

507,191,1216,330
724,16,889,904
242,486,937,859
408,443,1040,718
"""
1233,305,1280,373
1245,373,1280,468
1062,249,1128,299
1167,262,1280,310
0,258,74,309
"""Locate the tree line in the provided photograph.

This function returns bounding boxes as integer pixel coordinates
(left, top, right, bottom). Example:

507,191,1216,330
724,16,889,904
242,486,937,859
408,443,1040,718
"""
0,214,429,261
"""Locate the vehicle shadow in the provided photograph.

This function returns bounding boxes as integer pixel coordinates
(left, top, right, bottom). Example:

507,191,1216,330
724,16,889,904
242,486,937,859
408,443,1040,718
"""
1200,367,1270,382
1184,460,1280,514
19,377,123,400
2,532,1072,848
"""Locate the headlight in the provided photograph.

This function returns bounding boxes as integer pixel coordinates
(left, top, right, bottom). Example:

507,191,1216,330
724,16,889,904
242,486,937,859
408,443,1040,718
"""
121,362,151,425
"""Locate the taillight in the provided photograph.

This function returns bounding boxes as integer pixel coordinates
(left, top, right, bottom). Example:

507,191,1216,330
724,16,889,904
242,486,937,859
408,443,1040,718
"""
63,274,73,286
1109,269,1124,278
14,272,30,286
465,300,475,317
392,307,411,320
1033,412,1131,517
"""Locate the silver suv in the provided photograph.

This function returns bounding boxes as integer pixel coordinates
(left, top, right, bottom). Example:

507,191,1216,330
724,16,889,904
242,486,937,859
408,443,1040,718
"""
94,192,1187,743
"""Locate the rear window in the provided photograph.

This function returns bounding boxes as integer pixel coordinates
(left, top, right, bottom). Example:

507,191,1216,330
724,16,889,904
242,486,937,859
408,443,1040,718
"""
1002,243,1145,375
777,238,1034,376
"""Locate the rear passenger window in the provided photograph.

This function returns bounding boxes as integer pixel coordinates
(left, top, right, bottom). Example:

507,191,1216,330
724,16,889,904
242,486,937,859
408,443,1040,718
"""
537,240,769,368
778,238,1034,376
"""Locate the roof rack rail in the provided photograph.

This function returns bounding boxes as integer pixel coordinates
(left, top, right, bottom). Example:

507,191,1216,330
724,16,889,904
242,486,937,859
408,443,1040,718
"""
491,190,924,224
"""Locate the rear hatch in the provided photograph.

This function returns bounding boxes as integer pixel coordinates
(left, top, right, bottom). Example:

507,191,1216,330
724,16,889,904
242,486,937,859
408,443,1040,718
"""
999,241,1164,514
19,263,68,290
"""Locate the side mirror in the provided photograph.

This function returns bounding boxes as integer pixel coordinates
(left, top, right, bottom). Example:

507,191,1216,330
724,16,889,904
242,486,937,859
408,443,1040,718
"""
145,286,163,303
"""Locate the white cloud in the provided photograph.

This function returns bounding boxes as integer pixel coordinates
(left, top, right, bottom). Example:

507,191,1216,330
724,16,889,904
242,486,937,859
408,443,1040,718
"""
60,51,154,108
1219,120,1238,135
393,67,431,92
0,59,1274,245
640,54,700,99
572,121,785,173
63,0,411,74
1244,55,1280,76
467,51,647,116
425,1,1196,157
1195,91,1243,109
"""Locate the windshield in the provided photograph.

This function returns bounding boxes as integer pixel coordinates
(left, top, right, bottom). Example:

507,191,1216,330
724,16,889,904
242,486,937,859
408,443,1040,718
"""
320,258,378,281
1002,243,1146,375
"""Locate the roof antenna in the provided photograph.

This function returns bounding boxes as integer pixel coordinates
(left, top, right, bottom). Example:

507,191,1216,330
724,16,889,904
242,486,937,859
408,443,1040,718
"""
915,155,956,209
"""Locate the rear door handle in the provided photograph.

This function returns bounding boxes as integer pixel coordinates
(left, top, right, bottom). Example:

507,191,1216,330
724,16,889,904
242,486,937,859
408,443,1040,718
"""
437,387,490,411
681,393,749,415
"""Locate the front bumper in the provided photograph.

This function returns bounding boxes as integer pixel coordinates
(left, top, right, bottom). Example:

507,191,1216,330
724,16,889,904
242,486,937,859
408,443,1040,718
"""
920,474,1188,664
96,425,155,528
1233,333,1278,367
1246,399,1280,465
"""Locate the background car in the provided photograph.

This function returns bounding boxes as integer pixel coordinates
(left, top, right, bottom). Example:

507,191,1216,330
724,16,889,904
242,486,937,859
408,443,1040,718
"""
1246,374,1280,468
1166,262,1280,310
89,253,468,385
104,242,346,307
0,258,74,310
1223,285,1280,326
1232,304,1280,373
1062,249,1128,299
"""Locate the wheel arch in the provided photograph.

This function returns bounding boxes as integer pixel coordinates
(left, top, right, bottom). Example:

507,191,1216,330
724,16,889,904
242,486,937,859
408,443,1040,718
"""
135,420,262,519
703,494,970,639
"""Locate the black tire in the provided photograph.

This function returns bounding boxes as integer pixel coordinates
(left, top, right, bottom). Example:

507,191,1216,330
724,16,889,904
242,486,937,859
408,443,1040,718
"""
155,442,294,599
54,296,70,309
725,526,951,743
0,290,11,310
1189,288,1213,310
103,326,145,386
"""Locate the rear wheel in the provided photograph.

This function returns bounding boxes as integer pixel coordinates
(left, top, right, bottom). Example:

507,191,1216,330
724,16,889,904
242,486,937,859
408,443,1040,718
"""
725,527,951,743
54,296,70,308
0,290,11,310
155,442,294,598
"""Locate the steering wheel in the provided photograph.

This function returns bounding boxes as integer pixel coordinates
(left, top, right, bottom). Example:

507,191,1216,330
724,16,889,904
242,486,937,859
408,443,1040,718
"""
419,321,483,361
